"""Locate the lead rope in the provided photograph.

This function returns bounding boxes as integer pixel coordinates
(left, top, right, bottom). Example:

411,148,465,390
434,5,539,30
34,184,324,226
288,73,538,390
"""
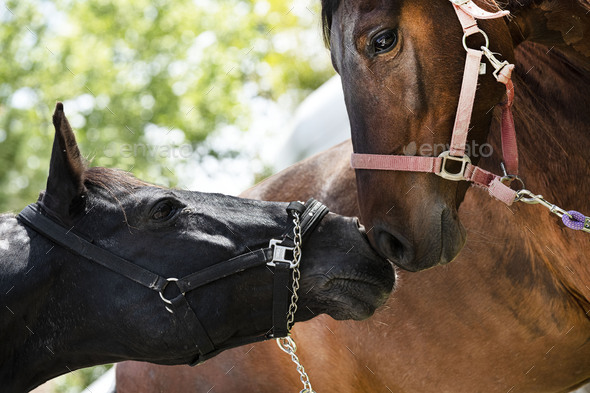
275,211,317,393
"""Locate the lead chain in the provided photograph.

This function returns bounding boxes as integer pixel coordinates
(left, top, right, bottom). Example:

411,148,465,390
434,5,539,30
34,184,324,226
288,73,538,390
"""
286,211,302,331
277,336,314,393
276,211,316,393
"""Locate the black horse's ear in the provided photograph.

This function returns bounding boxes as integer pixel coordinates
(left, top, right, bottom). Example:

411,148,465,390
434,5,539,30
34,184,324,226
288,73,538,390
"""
40,103,87,221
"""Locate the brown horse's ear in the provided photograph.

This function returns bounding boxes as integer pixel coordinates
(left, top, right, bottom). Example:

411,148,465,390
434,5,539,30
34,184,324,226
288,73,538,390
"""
40,102,87,221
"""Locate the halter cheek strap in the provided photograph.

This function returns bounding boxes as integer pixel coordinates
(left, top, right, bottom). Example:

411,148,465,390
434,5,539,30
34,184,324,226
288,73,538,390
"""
350,0,519,206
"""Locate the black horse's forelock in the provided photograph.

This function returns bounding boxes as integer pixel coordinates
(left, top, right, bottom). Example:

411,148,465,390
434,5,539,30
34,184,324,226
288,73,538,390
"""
83,167,154,224
84,167,151,191
321,0,342,47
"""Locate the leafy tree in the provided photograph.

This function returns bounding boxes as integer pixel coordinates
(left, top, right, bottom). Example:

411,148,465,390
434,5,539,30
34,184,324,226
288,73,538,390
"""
0,0,333,212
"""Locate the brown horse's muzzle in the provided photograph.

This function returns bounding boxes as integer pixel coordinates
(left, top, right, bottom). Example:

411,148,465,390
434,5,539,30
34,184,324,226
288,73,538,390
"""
369,197,467,272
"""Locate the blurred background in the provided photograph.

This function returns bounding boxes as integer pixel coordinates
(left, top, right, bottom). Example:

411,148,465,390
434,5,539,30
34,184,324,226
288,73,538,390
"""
0,0,336,213
1,0,337,391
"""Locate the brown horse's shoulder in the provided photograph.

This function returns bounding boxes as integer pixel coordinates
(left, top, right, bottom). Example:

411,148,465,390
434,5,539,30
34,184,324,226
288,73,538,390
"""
241,141,358,215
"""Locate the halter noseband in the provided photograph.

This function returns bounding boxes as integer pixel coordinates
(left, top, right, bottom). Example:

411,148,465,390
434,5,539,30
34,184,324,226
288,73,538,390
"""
17,198,329,366
350,0,519,206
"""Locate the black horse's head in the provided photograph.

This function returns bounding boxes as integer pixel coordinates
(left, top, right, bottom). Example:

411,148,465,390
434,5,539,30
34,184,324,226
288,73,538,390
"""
30,103,394,366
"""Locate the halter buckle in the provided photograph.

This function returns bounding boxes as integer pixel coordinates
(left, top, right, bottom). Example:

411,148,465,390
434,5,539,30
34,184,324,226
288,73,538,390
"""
437,151,471,181
267,239,297,268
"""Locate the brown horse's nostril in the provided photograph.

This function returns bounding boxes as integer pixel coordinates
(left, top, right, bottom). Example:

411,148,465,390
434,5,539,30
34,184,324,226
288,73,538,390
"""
375,229,415,271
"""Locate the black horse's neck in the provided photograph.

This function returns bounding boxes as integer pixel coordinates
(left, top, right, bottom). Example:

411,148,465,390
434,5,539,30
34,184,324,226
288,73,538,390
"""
0,215,112,392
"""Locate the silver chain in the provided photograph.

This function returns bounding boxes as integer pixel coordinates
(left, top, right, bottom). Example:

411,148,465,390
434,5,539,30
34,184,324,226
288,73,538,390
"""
277,336,315,393
276,211,316,393
286,211,302,331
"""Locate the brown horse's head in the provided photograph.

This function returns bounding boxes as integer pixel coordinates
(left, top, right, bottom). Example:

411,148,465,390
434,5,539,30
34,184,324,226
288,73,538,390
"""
323,0,515,271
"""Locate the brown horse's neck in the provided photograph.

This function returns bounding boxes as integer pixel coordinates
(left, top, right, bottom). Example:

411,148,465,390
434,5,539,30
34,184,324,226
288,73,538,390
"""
512,42,590,205
480,40,590,321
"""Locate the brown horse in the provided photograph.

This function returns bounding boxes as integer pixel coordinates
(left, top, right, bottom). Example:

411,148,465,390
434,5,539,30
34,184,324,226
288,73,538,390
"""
117,0,590,392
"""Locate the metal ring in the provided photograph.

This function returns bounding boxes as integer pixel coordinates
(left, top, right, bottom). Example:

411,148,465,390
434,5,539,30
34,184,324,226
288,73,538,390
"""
462,29,489,51
500,175,525,190
158,277,179,305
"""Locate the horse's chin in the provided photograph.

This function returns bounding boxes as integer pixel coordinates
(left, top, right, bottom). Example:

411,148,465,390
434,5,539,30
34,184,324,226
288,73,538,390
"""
378,208,467,271
417,212,467,268
320,275,395,321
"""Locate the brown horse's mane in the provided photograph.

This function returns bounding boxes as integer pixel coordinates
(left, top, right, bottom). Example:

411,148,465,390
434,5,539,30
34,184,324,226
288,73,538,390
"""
320,0,590,46
320,0,504,46
319,0,339,47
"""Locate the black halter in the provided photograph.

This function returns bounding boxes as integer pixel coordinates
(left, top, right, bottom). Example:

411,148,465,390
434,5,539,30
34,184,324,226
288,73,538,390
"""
17,198,329,365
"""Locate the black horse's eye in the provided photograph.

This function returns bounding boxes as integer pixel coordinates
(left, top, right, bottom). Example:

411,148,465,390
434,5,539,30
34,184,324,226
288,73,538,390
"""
371,30,397,55
150,200,177,222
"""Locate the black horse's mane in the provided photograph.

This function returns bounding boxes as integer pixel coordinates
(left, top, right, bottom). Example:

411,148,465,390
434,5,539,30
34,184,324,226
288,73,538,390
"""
84,167,151,191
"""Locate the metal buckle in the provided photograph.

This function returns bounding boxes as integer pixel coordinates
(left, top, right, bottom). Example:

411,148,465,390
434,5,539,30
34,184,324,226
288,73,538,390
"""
267,239,297,268
437,151,471,181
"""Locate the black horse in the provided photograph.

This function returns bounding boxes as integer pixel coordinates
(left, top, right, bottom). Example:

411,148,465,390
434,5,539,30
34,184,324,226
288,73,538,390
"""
0,104,394,393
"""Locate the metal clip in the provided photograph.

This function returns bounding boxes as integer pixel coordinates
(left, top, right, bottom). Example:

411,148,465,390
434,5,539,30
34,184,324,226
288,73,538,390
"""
480,46,510,81
267,239,297,268
515,189,573,219
437,151,471,181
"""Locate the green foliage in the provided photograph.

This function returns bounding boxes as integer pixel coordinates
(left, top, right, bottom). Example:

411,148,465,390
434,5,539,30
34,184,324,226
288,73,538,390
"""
2,0,334,391
53,365,112,393
0,0,333,213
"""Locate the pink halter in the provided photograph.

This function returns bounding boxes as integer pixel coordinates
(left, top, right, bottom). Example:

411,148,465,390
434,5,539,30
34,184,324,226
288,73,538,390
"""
350,0,519,206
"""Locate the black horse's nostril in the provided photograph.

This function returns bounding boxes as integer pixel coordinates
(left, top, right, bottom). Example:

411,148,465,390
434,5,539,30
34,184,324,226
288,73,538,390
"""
353,218,368,237
375,229,415,271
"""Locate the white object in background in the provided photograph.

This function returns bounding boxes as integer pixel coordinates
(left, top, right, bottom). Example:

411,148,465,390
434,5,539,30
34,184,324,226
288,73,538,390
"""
274,75,350,170
83,367,116,393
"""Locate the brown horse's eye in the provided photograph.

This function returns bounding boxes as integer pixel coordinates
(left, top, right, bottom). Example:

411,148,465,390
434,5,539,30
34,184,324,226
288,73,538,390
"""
372,30,397,55
150,200,176,221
